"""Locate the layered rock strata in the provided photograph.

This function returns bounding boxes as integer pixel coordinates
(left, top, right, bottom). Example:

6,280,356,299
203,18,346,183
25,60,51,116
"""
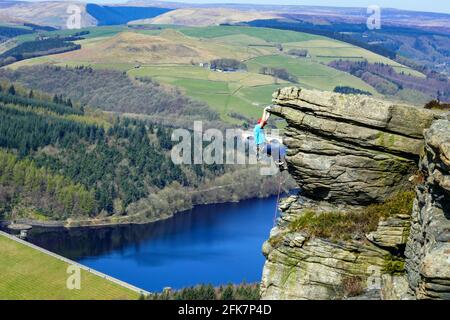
261,87,449,300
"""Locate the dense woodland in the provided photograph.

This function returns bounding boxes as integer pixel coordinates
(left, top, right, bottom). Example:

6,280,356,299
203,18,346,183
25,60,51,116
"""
0,80,292,223
0,38,81,67
146,283,260,300
0,26,33,42
329,60,450,102
333,86,372,96
0,66,219,121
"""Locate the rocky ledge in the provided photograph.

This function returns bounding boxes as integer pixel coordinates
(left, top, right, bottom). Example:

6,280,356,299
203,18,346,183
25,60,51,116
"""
261,195,411,300
269,87,439,204
261,87,449,300
405,120,450,299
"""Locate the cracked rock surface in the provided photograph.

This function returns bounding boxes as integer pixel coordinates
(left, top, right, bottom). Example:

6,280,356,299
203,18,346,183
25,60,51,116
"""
269,87,440,204
261,87,449,300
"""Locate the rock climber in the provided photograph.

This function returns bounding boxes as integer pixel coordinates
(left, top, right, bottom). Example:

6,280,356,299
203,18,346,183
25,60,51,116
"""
253,106,287,171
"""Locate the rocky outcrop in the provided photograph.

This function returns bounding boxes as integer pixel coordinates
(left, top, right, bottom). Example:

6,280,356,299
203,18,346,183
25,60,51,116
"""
405,120,450,299
269,87,439,204
366,214,411,250
261,197,393,300
261,87,449,300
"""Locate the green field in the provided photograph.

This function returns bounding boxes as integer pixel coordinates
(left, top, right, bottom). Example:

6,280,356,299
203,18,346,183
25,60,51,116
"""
246,55,379,93
128,64,286,122
13,25,129,43
178,25,320,43
0,233,140,300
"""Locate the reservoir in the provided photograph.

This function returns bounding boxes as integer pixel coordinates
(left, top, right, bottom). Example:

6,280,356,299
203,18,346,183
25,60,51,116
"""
24,196,279,292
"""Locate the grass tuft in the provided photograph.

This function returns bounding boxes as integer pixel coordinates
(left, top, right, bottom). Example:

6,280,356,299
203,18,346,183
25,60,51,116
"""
288,191,415,241
383,257,405,275
341,276,364,298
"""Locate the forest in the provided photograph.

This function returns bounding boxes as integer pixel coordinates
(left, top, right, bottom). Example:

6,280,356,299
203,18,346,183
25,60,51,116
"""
0,79,292,224
145,283,260,300
0,38,81,67
333,86,372,96
0,25,33,42
329,60,450,102
0,66,219,121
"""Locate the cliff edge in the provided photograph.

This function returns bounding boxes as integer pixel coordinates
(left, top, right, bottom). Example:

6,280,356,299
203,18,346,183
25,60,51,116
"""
261,87,449,300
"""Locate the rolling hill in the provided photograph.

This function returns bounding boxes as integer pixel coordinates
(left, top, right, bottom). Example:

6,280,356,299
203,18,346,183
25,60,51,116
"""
7,25,425,122
0,1,97,28
86,4,172,26
129,8,279,26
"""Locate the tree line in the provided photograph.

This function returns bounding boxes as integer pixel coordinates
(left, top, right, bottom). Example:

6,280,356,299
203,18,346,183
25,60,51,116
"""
0,77,294,223
0,89,227,219
0,38,80,67
259,66,298,83
329,59,450,102
0,65,219,121
0,150,96,220
333,86,372,96
210,59,247,72
145,283,260,300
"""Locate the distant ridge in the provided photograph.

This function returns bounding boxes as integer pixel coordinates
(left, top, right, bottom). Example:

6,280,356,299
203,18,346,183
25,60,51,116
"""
86,4,172,26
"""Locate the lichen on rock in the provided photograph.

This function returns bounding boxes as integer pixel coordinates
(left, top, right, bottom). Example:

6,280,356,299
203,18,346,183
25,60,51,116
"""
269,86,439,204
261,87,449,300
404,119,450,300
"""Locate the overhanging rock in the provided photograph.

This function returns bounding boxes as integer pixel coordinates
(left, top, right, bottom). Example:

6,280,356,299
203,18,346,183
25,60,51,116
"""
269,87,441,204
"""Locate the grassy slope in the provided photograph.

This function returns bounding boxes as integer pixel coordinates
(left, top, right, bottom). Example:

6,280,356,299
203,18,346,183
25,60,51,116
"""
246,55,378,93
0,234,140,300
128,64,286,122
6,25,421,123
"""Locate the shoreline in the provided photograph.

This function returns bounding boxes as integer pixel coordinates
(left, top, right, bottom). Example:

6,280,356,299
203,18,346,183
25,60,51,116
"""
0,192,288,230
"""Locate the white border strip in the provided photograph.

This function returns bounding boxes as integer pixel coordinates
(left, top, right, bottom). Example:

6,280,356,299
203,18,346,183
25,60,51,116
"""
0,230,150,296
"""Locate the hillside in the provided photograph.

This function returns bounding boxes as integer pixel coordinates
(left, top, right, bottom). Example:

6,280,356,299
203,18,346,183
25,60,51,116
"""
129,8,279,26
39,30,225,64
6,25,423,123
0,77,292,226
86,4,172,26
0,1,96,28
262,86,450,300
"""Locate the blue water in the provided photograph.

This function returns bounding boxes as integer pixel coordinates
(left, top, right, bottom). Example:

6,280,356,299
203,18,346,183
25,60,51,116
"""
26,197,277,292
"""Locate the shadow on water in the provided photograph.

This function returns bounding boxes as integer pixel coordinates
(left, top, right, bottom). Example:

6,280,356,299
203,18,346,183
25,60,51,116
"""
22,196,281,291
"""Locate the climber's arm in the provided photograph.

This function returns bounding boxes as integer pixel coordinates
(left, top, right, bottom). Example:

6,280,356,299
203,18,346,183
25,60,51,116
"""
262,106,271,122
259,106,271,129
